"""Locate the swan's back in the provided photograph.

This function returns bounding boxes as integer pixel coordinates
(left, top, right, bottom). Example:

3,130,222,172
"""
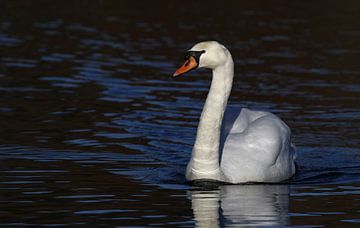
221,108,296,183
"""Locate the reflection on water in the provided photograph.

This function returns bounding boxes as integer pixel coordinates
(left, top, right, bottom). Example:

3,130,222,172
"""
191,185,289,227
1,0,360,226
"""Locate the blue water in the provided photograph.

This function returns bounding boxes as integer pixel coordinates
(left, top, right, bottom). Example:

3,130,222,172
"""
0,1,359,227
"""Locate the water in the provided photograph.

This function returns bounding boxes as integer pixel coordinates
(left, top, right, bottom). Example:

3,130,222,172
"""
0,0,359,227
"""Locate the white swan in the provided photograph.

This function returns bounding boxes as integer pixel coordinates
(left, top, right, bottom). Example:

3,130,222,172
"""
173,41,296,183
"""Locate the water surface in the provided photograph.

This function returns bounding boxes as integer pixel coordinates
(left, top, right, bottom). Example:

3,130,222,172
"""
1,0,359,227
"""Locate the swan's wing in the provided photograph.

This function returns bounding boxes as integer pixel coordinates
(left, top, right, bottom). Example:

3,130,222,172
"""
222,107,268,134
220,107,267,155
220,109,295,183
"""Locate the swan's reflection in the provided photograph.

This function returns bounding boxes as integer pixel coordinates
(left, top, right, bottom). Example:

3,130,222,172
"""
190,184,289,227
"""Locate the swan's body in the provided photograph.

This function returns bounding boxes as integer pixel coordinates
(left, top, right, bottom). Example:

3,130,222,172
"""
173,41,296,183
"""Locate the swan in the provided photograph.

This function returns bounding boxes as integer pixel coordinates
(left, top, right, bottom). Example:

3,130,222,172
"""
173,41,296,183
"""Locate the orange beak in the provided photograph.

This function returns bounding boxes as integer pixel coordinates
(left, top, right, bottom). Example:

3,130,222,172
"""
173,56,198,77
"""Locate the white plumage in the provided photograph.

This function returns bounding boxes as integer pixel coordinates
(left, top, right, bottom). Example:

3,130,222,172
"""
173,41,296,183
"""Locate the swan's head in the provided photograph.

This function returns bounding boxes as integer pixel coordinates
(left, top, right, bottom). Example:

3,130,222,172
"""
173,41,230,77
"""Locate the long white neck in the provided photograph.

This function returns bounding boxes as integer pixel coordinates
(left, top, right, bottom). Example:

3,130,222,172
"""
188,54,234,180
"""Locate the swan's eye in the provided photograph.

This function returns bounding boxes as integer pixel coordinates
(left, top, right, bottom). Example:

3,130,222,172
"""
184,50,206,61
184,52,191,60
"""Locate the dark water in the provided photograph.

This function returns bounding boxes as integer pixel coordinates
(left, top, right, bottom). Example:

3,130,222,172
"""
1,0,360,227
